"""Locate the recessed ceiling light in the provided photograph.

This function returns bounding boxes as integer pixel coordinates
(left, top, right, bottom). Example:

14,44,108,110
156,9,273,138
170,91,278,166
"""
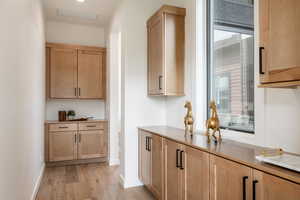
77,0,85,2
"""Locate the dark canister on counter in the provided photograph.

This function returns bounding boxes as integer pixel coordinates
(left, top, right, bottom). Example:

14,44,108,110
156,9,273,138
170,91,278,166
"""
58,111,67,121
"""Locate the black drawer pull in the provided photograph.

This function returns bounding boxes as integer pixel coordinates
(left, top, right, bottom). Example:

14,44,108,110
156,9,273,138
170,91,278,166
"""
148,137,151,151
243,176,248,200
145,137,148,151
259,47,265,75
159,75,163,90
180,150,184,170
86,125,97,128
253,180,258,200
59,126,68,129
176,149,180,168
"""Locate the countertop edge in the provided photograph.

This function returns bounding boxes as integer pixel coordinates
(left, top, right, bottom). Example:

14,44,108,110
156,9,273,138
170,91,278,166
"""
45,120,108,124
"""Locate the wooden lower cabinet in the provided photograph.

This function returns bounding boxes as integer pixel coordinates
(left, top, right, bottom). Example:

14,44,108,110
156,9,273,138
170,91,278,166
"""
46,122,107,164
253,170,300,200
138,130,300,200
151,134,164,199
49,131,77,162
210,155,252,200
183,146,209,200
164,139,182,200
139,131,164,199
164,139,210,200
139,130,152,188
78,130,107,159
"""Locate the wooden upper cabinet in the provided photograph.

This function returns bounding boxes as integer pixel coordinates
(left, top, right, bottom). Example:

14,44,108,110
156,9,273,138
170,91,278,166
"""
253,170,300,200
210,155,252,200
78,50,105,99
78,130,107,159
46,43,106,99
147,5,185,96
259,0,300,87
50,47,78,99
148,15,164,95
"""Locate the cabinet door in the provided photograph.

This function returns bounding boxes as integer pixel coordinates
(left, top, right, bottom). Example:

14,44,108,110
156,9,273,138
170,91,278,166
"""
151,135,164,199
50,48,78,98
182,146,209,200
49,131,77,162
148,16,164,95
260,0,300,83
78,50,105,99
253,170,300,200
78,130,107,159
46,47,50,99
210,155,252,200
164,139,181,200
139,130,152,187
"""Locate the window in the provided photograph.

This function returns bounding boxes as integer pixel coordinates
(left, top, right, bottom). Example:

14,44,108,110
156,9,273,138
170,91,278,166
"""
207,0,254,133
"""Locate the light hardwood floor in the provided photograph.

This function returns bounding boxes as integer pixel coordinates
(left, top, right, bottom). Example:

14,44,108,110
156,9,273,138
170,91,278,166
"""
36,164,155,200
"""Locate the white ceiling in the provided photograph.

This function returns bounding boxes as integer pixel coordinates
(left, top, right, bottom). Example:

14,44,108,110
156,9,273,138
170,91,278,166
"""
43,0,121,27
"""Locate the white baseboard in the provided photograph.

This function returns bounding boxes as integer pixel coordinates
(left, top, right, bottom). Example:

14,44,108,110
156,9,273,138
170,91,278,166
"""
119,174,143,189
119,174,125,188
109,158,120,166
30,163,45,200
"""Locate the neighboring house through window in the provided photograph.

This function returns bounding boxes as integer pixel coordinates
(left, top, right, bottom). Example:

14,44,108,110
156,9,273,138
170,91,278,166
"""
207,0,254,133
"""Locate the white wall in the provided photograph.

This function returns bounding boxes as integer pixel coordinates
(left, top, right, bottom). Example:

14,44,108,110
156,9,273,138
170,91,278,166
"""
46,100,105,120
46,21,106,47
106,31,121,166
0,0,45,199
109,0,181,188
166,0,202,130
45,21,107,121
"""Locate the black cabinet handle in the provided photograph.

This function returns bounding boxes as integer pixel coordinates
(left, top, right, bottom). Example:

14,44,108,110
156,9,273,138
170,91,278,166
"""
243,176,248,200
176,149,180,168
158,75,162,90
145,137,148,151
180,151,184,170
259,47,265,75
253,180,258,200
148,137,151,151
147,137,150,151
86,125,97,128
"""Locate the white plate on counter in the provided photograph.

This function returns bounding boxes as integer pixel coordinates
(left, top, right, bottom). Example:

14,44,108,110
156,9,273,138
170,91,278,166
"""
256,154,300,173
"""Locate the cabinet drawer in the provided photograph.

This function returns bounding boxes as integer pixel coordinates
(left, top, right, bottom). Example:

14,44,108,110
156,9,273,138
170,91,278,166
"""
49,123,78,132
79,122,105,131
